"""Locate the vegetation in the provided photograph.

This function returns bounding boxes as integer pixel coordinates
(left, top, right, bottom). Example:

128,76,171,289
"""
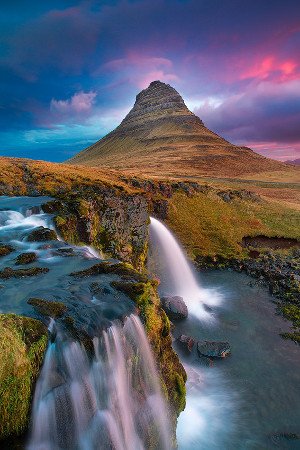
0,314,47,440
166,191,300,259
27,298,67,319
111,276,186,417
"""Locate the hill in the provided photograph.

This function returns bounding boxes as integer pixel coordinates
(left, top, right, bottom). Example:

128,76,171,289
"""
69,80,293,179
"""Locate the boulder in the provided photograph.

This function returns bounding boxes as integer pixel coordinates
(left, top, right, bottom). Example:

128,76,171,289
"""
15,252,37,265
161,296,188,320
197,340,231,358
27,226,57,242
177,334,195,352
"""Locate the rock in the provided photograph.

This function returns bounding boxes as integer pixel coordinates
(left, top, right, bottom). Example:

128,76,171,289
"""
160,296,188,320
15,252,37,265
0,244,14,257
27,226,57,242
28,298,67,318
177,334,195,352
0,267,49,279
197,340,231,358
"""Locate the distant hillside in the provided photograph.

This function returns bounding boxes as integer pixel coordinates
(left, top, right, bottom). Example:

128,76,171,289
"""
69,80,290,178
285,158,300,166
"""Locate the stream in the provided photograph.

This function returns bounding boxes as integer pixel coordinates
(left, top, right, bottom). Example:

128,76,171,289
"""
0,196,299,449
150,217,300,450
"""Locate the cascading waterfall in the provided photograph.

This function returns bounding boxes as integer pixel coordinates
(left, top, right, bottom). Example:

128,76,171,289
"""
27,315,171,450
149,217,221,319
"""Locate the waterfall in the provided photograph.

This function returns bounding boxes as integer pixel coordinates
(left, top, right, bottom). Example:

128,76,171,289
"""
27,315,171,450
149,217,221,320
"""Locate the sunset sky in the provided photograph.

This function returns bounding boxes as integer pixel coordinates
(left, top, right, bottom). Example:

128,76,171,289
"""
1,0,299,162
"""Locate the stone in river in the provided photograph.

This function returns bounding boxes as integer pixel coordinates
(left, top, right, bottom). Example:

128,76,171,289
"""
27,226,57,242
177,334,195,352
197,340,231,358
160,296,188,320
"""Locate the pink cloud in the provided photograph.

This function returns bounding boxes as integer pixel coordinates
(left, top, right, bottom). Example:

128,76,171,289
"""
50,91,97,114
95,52,179,89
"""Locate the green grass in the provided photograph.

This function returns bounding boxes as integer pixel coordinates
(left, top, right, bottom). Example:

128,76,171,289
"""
167,192,300,259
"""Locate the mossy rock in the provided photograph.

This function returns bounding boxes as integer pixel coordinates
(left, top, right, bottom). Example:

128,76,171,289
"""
0,244,14,257
0,267,49,279
110,280,146,299
0,314,48,440
28,298,67,319
15,252,37,265
27,227,57,242
70,261,148,282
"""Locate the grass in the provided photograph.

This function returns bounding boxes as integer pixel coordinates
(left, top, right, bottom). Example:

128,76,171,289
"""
0,314,47,439
167,191,300,259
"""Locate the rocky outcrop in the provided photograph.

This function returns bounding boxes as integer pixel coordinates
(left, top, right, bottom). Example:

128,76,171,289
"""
161,295,188,320
44,192,149,270
0,314,47,441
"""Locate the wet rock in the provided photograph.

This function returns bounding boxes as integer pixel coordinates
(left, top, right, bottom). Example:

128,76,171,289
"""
0,244,14,257
53,247,76,257
177,334,195,352
197,340,231,358
0,267,49,279
160,296,188,320
28,298,67,318
27,226,57,242
70,261,147,283
15,252,37,265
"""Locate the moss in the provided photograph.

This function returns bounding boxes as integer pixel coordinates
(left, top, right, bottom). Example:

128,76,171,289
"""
15,252,37,265
0,267,49,279
0,314,48,440
27,298,67,319
110,280,145,299
70,261,148,282
0,244,14,257
279,303,300,329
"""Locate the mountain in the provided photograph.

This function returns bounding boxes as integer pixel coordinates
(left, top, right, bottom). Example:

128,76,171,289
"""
69,80,288,177
285,158,300,166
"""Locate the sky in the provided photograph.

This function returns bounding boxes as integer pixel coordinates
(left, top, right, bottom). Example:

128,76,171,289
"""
0,0,300,162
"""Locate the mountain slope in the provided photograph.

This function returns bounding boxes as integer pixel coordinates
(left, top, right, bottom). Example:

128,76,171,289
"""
69,81,290,178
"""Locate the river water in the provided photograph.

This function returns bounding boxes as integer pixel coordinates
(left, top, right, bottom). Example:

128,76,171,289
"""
150,217,300,450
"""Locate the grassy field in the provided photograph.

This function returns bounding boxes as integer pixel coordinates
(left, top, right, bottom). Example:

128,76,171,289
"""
166,191,300,259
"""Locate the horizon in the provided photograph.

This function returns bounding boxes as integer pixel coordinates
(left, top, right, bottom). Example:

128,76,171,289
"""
0,0,299,163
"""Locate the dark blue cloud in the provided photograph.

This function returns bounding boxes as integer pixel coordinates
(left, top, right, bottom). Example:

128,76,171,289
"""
0,0,299,161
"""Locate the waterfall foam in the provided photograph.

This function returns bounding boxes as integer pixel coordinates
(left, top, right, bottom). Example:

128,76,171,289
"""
149,217,222,320
27,315,171,450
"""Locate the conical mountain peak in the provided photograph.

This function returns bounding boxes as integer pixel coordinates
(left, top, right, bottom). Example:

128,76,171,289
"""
69,81,284,177
119,80,200,131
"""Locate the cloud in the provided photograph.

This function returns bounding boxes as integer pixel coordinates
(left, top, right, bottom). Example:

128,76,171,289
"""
50,91,97,114
193,79,300,160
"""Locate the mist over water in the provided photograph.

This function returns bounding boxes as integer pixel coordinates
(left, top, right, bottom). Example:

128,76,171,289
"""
149,217,222,320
